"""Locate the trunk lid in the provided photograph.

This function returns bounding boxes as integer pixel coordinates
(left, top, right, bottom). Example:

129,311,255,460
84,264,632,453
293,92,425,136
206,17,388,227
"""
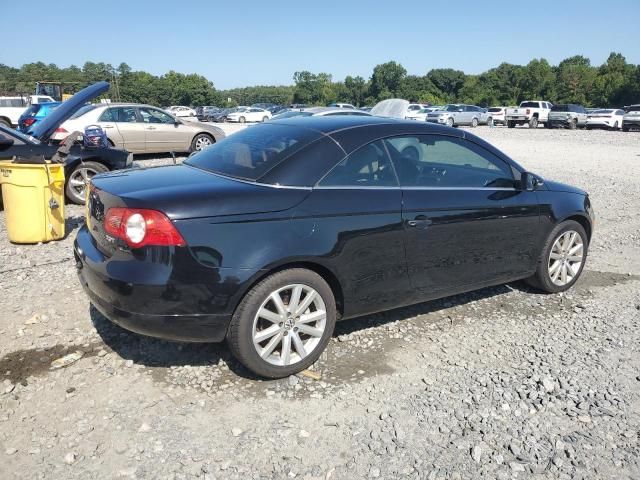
87,164,310,251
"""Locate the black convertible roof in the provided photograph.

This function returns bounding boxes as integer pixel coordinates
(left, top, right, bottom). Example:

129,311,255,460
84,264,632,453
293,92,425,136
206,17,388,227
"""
269,115,461,136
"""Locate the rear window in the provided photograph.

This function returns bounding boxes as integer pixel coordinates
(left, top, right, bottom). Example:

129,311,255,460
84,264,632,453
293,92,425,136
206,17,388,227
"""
520,102,540,108
22,105,42,117
488,107,502,112
70,104,97,119
629,106,640,112
185,123,322,182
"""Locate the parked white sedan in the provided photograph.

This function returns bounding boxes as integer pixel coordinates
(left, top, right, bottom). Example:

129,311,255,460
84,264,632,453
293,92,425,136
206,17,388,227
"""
406,106,442,121
166,106,197,117
226,107,272,123
585,109,625,130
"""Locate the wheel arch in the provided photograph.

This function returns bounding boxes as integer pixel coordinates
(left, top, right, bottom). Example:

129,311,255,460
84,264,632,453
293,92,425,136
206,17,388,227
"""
561,213,593,242
233,260,345,321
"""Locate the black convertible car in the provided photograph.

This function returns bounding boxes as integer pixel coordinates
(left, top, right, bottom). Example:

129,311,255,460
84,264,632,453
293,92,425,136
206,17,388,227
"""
75,116,594,378
0,82,131,204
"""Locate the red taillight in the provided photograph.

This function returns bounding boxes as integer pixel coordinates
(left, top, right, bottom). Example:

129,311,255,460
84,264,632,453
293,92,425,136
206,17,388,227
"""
23,117,36,127
104,208,186,248
526,109,531,115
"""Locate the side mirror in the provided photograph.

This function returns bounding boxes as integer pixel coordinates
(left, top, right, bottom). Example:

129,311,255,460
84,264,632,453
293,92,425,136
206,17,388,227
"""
0,134,15,150
521,171,544,191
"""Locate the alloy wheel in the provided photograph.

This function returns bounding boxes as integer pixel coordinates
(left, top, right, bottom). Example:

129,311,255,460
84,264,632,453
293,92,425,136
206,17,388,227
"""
547,230,584,286
252,284,327,366
69,167,98,201
195,136,212,151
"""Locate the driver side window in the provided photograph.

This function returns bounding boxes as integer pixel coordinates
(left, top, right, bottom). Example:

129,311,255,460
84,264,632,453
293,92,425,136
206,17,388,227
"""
384,135,514,188
319,140,397,187
139,107,175,124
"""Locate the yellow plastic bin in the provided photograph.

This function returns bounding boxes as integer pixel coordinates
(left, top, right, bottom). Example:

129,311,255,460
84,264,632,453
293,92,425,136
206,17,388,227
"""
0,161,65,243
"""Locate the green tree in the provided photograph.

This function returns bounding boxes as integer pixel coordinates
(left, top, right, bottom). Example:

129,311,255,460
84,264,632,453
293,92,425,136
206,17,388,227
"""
369,61,407,100
555,55,596,104
426,68,466,102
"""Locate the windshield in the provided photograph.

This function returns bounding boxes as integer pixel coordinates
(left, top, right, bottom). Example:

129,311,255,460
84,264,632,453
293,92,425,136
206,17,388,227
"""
70,104,97,119
185,123,322,182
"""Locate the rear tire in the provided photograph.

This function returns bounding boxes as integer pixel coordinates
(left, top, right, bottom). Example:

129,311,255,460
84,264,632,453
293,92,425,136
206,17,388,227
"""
525,220,588,293
0,118,10,128
529,117,538,128
262,116,269,122
613,121,619,130
622,126,630,132
65,161,109,204
239,116,246,123
227,268,337,379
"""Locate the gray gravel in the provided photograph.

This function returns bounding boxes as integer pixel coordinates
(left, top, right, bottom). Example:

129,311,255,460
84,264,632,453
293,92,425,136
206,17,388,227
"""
0,126,639,479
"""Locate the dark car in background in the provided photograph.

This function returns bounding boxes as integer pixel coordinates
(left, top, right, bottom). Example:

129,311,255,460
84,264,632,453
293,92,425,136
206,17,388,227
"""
0,82,131,204
18,102,62,132
196,106,222,122
75,116,594,378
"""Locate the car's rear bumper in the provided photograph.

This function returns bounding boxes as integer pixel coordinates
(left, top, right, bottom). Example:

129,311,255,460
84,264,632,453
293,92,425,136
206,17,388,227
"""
73,225,259,343
623,119,640,127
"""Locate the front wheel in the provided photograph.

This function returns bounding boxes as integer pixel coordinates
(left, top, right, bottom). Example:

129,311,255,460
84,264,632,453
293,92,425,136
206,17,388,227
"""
227,268,337,378
569,118,577,130
526,220,588,293
471,117,478,128
446,117,454,127
66,161,109,204
191,133,213,152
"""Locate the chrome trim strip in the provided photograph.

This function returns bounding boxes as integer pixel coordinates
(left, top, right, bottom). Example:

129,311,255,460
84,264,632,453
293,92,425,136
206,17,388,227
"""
313,186,517,191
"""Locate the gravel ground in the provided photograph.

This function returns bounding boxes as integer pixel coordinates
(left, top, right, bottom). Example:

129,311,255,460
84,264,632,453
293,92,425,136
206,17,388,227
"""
0,125,639,479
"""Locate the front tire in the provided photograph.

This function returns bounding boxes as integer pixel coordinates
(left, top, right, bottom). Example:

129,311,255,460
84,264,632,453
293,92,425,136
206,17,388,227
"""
569,118,577,130
227,268,337,378
526,220,588,293
190,133,213,152
66,161,109,204
471,117,478,128
446,117,454,127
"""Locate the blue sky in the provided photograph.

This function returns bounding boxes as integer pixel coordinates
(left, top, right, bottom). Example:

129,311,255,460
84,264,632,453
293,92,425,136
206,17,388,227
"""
3,0,639,89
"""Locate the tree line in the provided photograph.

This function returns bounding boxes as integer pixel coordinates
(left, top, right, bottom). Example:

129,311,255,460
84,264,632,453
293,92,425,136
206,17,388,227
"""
0,52,638,109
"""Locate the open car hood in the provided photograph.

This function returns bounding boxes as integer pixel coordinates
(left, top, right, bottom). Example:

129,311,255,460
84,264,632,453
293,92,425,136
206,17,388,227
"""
29,81,110,141
371,99,410,119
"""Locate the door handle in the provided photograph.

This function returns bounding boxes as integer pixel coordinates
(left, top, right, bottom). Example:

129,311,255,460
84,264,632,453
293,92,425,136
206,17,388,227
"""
102,125,114,129
146,126,156,130
407,215,432,228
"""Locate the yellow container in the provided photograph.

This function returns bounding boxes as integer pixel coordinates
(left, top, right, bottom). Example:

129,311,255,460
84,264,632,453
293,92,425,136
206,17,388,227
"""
0,161,65,243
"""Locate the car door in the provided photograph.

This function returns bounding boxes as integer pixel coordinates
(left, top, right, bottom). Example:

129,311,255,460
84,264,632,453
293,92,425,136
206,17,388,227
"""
98,106,145,152
309,139,412,318
384,134,541,299
138,107,187,153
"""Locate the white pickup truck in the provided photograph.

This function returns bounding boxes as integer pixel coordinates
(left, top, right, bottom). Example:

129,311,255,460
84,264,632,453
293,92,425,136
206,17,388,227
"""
0,95,55,128
505,101,553,129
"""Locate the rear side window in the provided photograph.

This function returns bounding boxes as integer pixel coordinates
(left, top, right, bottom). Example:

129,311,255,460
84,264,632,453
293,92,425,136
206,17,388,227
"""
551,105,569,112
385,135,514,189
0,98,26,107
319,140,397,187
186,123,322,182
99,107,137,123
